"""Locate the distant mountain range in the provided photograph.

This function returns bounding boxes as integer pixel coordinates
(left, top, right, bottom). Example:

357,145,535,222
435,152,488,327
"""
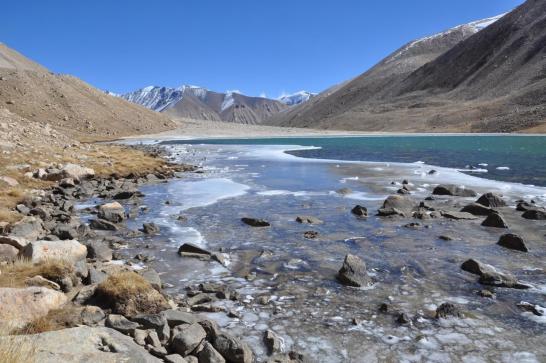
267,0,546,133
118,86,316,124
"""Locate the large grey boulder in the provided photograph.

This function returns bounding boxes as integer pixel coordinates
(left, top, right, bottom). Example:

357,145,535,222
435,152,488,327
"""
0,243,19,262
170,323,207,356
336,254,371,287
0,326,161,362
20,239,87,263
10,216,45,241
61,163,95,180
98,201,125,223
163,309,201,327
522,209,546,220
481,213,508,228
198,342,226,363
105,314,140,335
85,240,113,261
0,287,67,329
460,203,494,216
213,333,254,363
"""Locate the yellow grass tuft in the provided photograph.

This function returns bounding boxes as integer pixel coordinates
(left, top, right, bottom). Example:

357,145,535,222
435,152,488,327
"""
0,259,74,288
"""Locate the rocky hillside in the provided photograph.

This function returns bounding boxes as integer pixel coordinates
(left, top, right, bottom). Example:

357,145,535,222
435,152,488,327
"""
0,43,175,140
122,86,289,125
268,0,546,133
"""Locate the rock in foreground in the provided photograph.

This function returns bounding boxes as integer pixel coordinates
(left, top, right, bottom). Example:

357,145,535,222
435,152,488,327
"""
337,254,371,287
433,185,477,197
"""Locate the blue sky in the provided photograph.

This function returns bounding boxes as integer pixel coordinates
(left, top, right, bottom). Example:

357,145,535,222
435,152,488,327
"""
1,0,523,98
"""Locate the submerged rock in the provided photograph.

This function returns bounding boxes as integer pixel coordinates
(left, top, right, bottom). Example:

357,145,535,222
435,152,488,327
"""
435,303,464,319
89,218,119,231
264,329,283,355
461,258,529,289
517,302,545,316
336,254,371,287
497,233,528,252
303,231,318,239
351,205,368,217
295,215,323,224
142,222,160,235
241,217,270,227
432,185,477,197
476,192,506,208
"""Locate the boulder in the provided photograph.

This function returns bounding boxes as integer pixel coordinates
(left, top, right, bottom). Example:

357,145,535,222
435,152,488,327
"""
105,314,140,335
351,205,368,217
89,218,119,231
0,287,67,328
10,216,45,241
377,207,406,217
51,224,79,240
241,217,270,227
198,342,226,363
213,333,254,363
435,303,464,319
113,190,138,200
0,326,161,362
481,213,508,228
460,203,494,216
381,195,415,213
295,216,323,224
476,192,506,208
497,233,528,252
170,323,207,356
163,309,201,328
20,239,87,263
432,185,477,197
86,240,113,261
80,305,106,326
59,177,76,188
522,209,546,220
178,243,212,258
61,163,95,180
336,254,371,287
142,222,160,235
98,201,125,223
0,243,19,262
140,268,162,290
264,329,283,355
461,259,528,289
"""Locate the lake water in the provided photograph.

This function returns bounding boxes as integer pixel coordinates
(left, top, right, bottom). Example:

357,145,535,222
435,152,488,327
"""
114,135,546,362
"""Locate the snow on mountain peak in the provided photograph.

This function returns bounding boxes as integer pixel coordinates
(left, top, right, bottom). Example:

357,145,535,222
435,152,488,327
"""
278,91,317,106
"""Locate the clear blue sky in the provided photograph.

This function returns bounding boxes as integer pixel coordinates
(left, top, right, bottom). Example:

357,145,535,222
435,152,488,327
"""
1,0,523,98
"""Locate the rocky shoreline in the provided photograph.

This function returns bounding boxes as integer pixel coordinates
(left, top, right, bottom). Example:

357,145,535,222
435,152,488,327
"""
1,142,546,362
0,145,303,363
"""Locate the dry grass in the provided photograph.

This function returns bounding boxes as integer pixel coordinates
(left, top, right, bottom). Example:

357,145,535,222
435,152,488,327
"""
94,271,168,316
11,304,82,336
0,259,74,288
0,324,36,363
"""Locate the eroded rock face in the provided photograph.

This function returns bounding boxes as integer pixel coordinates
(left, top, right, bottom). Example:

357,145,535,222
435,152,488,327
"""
0,326,161,362
337,254,371,287
20,239,87,263
432,185,477,197
0,287,67,328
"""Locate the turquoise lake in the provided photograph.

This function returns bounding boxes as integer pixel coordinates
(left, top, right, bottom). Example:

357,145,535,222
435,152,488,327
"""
170,135,546,186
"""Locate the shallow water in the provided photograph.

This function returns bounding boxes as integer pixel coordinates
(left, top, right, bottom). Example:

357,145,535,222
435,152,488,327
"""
112,139,546,362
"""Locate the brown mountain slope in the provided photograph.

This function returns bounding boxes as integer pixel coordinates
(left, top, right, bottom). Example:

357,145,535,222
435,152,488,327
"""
268,0,546,133
0,43,175,140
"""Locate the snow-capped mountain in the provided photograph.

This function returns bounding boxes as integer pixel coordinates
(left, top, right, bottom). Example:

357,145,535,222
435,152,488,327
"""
387,13,506,63
120,85,290,124
278,91,317,106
